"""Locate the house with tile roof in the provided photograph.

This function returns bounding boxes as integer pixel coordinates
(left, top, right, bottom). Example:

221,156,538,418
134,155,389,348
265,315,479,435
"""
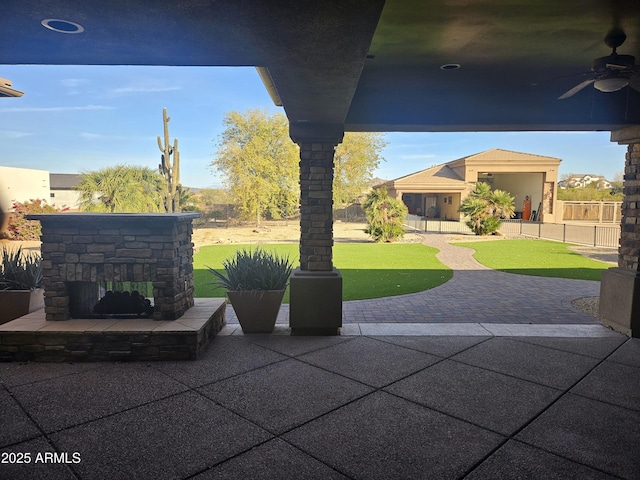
558,174,611,189
382,149,562,222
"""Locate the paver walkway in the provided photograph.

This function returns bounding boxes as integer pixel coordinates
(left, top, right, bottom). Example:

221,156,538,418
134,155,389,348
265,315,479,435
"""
226,232,602,325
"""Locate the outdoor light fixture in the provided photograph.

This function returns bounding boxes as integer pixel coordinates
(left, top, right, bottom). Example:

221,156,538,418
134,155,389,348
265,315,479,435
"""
593,77,629,93
41,19,84,34
0,78,24,97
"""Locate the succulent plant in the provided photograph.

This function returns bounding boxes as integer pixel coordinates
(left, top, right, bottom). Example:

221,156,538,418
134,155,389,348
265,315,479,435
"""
0,246,43,291
208,247,293,291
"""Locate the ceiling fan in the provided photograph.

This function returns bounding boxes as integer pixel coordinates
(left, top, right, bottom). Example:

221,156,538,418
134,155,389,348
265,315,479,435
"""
559,28,640,99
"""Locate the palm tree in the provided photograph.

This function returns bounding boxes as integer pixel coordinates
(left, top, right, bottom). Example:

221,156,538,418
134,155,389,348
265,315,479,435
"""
76,165,165,213
363,187,408,242
459,182,515,235
176,186,196,212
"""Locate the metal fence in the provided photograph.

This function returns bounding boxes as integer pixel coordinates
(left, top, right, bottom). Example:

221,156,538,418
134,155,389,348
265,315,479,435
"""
406,214,620,248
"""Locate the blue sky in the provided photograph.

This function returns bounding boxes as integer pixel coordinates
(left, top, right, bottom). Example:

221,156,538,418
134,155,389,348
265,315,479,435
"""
0,65,628,188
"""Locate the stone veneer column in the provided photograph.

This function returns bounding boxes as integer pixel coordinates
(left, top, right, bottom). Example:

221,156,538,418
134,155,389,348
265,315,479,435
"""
289,124,344,335
298,141,337,271
599,126,640,337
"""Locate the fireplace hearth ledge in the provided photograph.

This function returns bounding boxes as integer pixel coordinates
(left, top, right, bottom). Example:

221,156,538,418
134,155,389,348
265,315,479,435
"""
0,298,225,362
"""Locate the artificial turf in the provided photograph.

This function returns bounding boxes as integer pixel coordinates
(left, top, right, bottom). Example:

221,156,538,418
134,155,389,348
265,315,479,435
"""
451,239,611,281
193,243,452,302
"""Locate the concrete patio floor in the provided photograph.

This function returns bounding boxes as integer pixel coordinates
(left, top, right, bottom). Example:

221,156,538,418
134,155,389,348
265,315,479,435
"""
1,333,639,479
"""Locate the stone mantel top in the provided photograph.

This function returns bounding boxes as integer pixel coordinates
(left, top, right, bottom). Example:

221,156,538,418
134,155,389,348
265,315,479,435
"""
27,213,200,223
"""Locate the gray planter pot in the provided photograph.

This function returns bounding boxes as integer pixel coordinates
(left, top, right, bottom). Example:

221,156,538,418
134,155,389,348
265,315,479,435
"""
227,290,285,333
0,288,45,325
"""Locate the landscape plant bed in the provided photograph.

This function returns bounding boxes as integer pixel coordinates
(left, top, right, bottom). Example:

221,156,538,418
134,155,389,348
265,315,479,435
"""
451,239,610,281
193,243,452,301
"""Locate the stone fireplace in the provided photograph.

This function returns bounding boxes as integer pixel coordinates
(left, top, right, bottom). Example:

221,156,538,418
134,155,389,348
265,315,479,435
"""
28,213,199,321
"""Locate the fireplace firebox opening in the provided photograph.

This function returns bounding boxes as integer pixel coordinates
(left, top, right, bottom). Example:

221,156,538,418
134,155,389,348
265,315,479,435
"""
68,281,155,318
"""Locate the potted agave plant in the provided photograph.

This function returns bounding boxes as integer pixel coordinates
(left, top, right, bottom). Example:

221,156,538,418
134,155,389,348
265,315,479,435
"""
0,246,44,324
208,247,293,333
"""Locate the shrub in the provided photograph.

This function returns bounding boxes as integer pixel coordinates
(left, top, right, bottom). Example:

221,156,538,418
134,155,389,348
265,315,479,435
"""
7,199,63,241
363,188,408,242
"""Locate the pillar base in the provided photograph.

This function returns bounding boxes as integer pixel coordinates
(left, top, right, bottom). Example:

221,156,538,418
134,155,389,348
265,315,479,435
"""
289,268,342,335
599,268,640,337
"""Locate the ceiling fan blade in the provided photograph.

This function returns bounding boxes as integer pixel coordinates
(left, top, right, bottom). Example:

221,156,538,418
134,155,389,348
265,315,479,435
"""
606,63,630,70
532,71,591,87
558,79,595,99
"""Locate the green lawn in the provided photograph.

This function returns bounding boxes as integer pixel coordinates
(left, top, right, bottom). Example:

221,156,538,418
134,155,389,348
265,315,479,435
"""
451,239,611,281
193,243,452,301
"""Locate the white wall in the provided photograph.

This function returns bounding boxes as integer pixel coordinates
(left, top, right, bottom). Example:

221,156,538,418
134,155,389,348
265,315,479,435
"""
490,173,543,218
50,190,82,210
0,166,50,212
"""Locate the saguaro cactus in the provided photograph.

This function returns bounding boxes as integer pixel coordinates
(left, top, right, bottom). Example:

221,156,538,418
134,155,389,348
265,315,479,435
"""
157,107,181,213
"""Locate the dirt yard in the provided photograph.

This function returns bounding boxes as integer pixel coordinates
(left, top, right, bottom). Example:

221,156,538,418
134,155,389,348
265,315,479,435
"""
192,221,423,249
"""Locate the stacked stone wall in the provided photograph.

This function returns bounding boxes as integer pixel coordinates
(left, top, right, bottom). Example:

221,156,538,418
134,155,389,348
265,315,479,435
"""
299,142,335,271
0,301,225,362
620,143,640,271
34,215,196,321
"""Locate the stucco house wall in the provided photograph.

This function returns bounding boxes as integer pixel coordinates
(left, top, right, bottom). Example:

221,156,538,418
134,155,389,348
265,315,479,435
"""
383,149,561,223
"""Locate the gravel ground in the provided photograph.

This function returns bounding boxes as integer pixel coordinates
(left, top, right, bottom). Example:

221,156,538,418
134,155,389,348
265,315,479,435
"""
572,296,601,319
191,221,423,250
568,245,617,265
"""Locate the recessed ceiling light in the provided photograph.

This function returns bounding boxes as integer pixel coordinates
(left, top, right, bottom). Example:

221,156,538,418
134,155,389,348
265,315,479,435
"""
440,64,461,70
41,19,84,34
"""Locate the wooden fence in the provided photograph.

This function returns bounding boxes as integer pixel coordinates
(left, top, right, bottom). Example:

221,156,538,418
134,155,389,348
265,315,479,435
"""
558,201,622,223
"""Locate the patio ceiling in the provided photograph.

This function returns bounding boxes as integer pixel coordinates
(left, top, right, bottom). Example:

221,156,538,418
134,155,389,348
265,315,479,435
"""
3,0,640,132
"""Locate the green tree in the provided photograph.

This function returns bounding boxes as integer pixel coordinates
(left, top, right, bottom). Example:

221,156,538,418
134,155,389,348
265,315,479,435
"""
557,183,623,201
459,182,515,235
76,164,165,213
609,170,624,198
191,188,233,225
334,132,386,207
212,109,299,225
196,188,231,216
363,188,408,242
